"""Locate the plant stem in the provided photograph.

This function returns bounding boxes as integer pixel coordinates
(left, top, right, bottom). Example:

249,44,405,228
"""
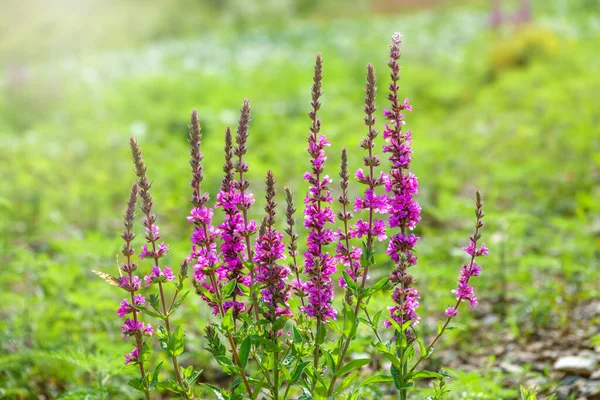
311,318,322,391
409,223,481,373
282,356,300,400
151,245,186,392
273,341,279,400
206,271,254,398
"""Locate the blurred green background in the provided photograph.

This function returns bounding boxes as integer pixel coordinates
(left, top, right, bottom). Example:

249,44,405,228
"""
1,0,599,398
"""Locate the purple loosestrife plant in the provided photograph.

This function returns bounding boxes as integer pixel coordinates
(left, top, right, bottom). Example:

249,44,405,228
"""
130,138,194,398
383,33,422,332
98,33,489,399
254,171,291,320
335,148,362,288
187,111,254,398
302,53,337,325
118,183,151,399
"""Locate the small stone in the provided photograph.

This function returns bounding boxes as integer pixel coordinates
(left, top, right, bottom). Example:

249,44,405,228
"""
500,362,524,374
591,370,600,380
554,356,597,377
481,314,500,326
562,375,582,385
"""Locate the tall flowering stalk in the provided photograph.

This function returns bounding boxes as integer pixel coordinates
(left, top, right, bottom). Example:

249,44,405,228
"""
284,187,306,307
216,126,249,317
327,63,390,397
117,183,151,400
233,100,258,317
351,63,389,266
410,191,488,373
383,33,422,330
187,111,254,398
302,53,337,323
187,109,220,314
216,101,257,318
254,171,291,320
303,53,337,389
129,137,187,392
335,148,362,287
99,33,491,399
254,171,290,400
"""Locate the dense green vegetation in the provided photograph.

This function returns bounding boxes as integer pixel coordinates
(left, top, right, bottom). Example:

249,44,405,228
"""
1,0,598,398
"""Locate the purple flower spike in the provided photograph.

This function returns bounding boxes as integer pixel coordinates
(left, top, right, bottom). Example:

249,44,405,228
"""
187,110,222,315
124,347,139,365
335,148,363,288
121,319,153,339
302,53,337,322
254,171,291,319
143,266,175,287
447,191,487,315
383,33,422,329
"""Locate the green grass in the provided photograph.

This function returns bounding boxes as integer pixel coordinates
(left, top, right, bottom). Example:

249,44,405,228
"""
1,0,599,398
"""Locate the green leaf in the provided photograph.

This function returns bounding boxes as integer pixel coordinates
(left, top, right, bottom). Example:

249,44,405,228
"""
342,271,360,293
215,356,238,375
291,361,310,383
415,329,427,358
282,352,295,366
372,310,382,328
390,364,402,390
222,279,237,298
200,383,228,400
135,306,164,320
167,325,185,357
253,337,278,352
148,294,161,313
127,377,146,392
334,358,370,377
169,290,190,315
342,304,357,339
158,379,183,394
238,336,251,369
401,345,415,365
327,320,342,336
316,322,327,344
273,316,287,332
333,371,360,397
322,350,336,374
359,374,395,387
222,307,235,331
363,277,389,297
139,340,152,363
406,370,451,381
386,318,402,332
292,325,303,343
372,341,401,369
149,361,163,390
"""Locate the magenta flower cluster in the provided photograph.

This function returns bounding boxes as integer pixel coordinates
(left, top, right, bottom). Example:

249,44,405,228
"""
445,193,488,317
254,171,292,319
383,33,423,329
102,33,491,400
301,54,338,322
115,182,151,367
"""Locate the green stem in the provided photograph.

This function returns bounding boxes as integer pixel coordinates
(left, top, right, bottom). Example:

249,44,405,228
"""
273,348,279,400
311,318,322,391
282,355,299,400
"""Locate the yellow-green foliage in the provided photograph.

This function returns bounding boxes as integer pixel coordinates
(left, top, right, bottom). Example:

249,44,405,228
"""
488,26,560,75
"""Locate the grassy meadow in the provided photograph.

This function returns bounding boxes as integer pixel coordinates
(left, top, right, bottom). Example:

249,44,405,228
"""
0,0,599,398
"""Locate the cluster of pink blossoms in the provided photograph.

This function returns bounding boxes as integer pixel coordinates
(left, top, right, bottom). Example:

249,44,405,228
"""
383,33,423,329
116,182,150,366
445,193,488,317
253,171,292,319
302,136,337,321
301,54,338,322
